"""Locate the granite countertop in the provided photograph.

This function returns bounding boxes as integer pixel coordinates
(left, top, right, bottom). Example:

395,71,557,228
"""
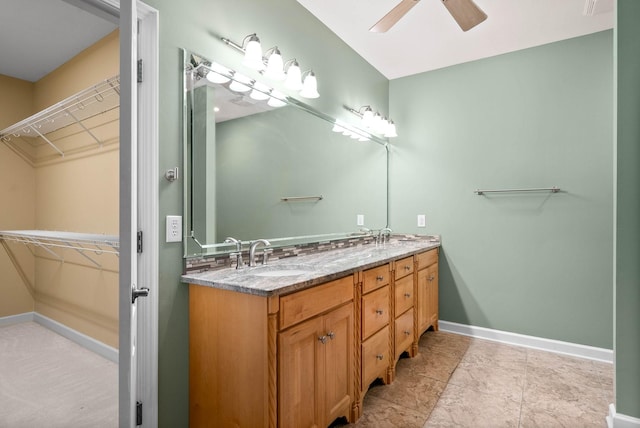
181,236,440,297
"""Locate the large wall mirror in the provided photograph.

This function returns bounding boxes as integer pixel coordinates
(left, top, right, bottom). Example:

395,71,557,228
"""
182,50,389,258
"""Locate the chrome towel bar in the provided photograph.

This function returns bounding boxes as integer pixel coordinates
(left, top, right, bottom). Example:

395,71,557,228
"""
474,186,560,195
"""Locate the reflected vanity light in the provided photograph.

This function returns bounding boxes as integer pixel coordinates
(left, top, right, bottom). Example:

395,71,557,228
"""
332,120,371,142
222,33,320,98
206,62,231,84
229,73,252,92
268,90,287,107
249,81,271,101
346,105,398,138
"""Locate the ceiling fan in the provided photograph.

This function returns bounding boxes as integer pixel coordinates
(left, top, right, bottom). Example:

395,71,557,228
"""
370,0,487,33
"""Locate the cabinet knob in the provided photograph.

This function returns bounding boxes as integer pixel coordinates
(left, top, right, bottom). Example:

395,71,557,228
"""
376,354,384,360
404,330,411,336
404,265,411,271
375,309,384,315
376,275,384,281
318,335,327,344
428,275,435,281
327,331,335,340
404,292,411,298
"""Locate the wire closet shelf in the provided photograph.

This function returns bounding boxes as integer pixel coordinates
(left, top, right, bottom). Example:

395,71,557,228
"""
0,75,120,159
0,230,119,268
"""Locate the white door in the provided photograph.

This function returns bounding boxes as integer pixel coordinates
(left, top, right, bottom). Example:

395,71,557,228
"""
118,0,159,426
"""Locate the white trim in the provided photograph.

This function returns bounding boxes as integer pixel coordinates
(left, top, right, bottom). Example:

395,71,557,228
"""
439,320,614,363
608,404,640,428
33,313,119,363
0,312,35,327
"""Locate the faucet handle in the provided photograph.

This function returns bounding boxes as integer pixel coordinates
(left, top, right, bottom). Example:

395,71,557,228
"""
262,248,273,265
229,252,244,269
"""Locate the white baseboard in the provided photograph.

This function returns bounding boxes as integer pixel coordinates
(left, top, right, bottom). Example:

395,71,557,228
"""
32,313,119,364
608,404,640,428
439,320,613,363
0,311,35,326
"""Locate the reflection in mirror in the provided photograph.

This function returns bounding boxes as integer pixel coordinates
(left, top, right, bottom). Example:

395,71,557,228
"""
183,50,389,258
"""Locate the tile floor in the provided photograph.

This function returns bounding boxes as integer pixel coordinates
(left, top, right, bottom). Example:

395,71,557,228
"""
340,330,613,427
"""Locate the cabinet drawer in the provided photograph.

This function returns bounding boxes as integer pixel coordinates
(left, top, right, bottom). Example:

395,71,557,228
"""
362,326,389,389
416,248,438,270
361,286,389,340
395,308,414,360
394,256,414,280
362,264,390,294
280,275,354,330
394,275,414,315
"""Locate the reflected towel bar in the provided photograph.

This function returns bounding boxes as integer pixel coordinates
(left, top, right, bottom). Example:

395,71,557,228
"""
281,195,324,202
474,186,560,195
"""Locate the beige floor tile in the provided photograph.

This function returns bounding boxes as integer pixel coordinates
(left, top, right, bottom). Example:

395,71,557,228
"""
425,383,521,428
397,348,462,382
447,361,526,402
419,330,472,358
461,339,528,368
367,369,447,416
349,395,428,428
519,401,608,427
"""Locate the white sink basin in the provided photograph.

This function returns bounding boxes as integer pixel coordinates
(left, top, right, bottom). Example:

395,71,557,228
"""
252,269,310,277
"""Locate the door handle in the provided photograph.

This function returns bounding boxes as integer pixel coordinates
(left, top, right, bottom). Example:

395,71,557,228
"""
132,285,150,303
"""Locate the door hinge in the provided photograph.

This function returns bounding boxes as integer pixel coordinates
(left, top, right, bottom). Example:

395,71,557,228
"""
136,401,143,425
137,59,143,83
137,231,143,253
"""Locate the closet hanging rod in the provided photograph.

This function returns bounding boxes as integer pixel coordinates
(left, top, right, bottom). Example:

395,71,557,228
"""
281,195,324,202
474,186,561,195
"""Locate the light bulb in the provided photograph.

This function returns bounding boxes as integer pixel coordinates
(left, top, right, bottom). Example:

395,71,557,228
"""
243,34,265,70
299,71,319,99
268,90,287,107
249,81,271,101
361,107,374,128
229,73,252,93
264,48,286,81
284,60,303,91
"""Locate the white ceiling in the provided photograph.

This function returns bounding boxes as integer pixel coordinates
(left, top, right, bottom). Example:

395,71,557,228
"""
296,0,614,79
0,0,117,82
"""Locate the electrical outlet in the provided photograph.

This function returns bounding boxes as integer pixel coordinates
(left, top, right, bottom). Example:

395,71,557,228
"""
356,214,365,226
166,215,182,243
417,214,426,228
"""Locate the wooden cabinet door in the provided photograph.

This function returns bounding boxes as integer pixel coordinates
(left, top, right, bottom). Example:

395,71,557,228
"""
279,316,324,428
323,303,354,425
426,263,439,329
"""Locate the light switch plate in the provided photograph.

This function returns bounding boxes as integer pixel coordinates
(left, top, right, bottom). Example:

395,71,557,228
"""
417,214,426,228
166,215,182,243
356,214,365,226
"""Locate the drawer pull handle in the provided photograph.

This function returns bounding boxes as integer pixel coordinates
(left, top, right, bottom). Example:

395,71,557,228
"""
327,331,335,340
376,275,384,281
375,309,384,315
428,275,435,281
404,292,411,298
318,335,327,344
376,354,384,360
404,330,411,336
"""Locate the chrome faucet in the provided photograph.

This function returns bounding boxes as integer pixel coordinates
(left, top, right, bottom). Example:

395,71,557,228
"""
379,227,393,244
225,237,244,269
249,239,271,267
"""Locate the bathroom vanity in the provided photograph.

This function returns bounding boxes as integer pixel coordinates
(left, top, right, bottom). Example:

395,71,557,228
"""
183,238,439,427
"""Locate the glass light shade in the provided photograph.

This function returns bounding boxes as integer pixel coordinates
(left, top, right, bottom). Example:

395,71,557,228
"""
249,81,271,101
371,112,383,132
332,123,345,133
378,117,389,134
358,136,370,142
284,61,303,91
264,49,286,81
384,121,398,138
361,107,374,128
243,35,265,70
206,62,231,84
267,90,287,107
229,74,252,93
299,71,319,99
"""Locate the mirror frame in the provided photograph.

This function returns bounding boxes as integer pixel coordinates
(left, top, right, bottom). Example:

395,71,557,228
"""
182,49,390,258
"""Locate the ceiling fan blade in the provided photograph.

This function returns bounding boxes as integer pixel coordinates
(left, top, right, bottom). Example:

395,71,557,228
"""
370,0,421,33
441,0,487,31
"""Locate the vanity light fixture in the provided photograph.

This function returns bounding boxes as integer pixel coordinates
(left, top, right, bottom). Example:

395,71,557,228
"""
205,62,232,84
331,119,371,142
284,59,303,91
222,33,320,98
267,90,288,107
346,105,398,138
299,70,319,99
229,73,252,93
264,47,286,81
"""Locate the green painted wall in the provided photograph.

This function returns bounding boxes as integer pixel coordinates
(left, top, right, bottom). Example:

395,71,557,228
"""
142,0,388,425
389,31,614,349
615,0,640,418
